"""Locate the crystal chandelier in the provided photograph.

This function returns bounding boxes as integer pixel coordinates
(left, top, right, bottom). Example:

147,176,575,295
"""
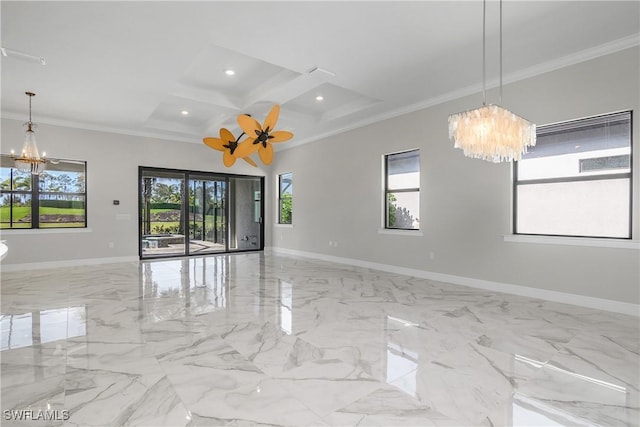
11,92,47,174
448,0,536,163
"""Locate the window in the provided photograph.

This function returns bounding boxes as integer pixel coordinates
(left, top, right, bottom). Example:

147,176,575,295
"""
278,172,292,224
385,150,420,230
514,111,632,239
0,155,87,229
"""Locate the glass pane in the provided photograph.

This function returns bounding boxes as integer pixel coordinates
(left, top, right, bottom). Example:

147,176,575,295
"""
1,194,31,229
0,193,11,228
518,112,631,180
279,173,292,197
0,166,11,191
387,150,419,190
13,170,32,191
387,191,420,229
279,194,292,224
516,179,630,238
39,194,85,228
188,178,226,254
279,173,292,224
140,172,186,257
39,167,85,193
0,155,32,191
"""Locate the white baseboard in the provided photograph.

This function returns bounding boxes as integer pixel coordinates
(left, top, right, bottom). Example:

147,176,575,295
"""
269,246,640,317
0,256,139,273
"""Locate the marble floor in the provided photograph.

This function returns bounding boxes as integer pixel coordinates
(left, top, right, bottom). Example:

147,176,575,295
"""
1,252,638,427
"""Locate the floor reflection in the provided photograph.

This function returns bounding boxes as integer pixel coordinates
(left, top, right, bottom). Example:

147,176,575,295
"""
278,280,293,335
1,306,86,351
385,316,419,398
140,256,230,322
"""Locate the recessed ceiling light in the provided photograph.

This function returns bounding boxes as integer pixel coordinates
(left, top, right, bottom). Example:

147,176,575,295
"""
315,95,324,101
225,69,235,76
181,110,189,116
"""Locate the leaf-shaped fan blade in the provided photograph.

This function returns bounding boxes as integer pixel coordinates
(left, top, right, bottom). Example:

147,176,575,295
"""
219,128,235,144
203,137,226,151
223,151,236,168
269,130,293,143
234,139,259,159
258,143,274,165
263,104,280,131
237,114,262,137
243,156,258,167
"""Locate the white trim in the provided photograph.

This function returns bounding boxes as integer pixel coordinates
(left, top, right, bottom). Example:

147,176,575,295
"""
270,246,639,317
378,228,424,237
0,255,139,272
0,227,93,236
504,234,640,250
274,223,294,229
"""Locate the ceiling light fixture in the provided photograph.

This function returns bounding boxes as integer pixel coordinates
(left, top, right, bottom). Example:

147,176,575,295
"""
11,92,47,175
181,110,189,116
448,0,535,163
315,95,324,101
224,69,235,76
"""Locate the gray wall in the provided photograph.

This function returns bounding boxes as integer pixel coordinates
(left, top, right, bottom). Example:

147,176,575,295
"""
269,47,640,305
0,123,268,265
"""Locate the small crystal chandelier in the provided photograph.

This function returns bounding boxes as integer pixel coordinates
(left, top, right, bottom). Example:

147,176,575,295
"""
11,91,47,174
448,0,536,163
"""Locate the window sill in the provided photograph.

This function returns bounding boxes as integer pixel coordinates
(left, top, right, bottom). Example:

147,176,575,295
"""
504,234,639,249
378,228,423,237
274,223,294,228
0,228,93,236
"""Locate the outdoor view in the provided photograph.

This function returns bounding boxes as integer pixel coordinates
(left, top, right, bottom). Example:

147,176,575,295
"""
386,150,420,230
516,112,631,238
140,169,263,258
0,156,86,229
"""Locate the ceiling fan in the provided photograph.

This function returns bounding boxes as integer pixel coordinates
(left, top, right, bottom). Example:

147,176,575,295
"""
203,104,293,167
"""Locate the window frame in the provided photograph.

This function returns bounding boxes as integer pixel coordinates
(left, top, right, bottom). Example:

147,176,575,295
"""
384,149,420,231
512,111,633,240
1,155,87,230
278,172,293,225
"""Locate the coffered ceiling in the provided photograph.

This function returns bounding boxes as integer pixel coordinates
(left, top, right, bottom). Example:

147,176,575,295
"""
1,1,638,149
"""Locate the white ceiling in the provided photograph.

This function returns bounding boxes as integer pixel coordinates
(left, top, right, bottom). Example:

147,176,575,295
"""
1,1,639,150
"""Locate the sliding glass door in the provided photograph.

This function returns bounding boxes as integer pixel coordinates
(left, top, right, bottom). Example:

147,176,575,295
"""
140,170,186,257
188,175,226,255
139,167,263,259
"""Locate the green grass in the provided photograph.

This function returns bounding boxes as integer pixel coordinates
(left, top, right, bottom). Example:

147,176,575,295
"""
40,207,85,216
0,206,30,222
0,206,85,228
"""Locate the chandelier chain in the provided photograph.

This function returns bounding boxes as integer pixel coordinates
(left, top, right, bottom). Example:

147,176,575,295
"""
482,0,486,106
500,0,503,105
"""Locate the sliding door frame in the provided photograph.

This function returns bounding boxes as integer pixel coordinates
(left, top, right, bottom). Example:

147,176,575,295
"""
138,166,265,260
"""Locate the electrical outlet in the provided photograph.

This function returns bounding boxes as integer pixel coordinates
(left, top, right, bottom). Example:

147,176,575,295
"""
108,242,115,249
429,251,435,260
